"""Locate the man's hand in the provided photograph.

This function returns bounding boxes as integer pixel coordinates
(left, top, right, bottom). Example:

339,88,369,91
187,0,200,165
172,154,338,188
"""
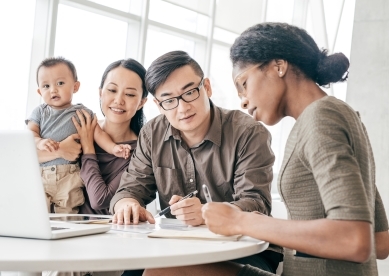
202,202,244,236
57,134,82,161
37,138,59,152
170,195,204,226
112,198,155,225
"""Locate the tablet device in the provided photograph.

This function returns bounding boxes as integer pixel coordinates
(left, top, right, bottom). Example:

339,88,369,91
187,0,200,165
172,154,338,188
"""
50,215,111,224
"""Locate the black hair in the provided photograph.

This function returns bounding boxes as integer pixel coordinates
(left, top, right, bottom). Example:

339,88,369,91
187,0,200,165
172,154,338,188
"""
99,59,148,136
145,51,204,96
36,56,78,85
230,22,349,86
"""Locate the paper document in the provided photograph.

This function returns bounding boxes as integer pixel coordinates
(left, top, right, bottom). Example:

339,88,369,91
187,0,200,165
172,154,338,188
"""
110,218,193,234
156,218,192,231
148,226,242,241
111,223,156,234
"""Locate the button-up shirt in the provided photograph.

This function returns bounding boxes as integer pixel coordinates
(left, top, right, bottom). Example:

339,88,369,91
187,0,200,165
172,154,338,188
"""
110,102,275,216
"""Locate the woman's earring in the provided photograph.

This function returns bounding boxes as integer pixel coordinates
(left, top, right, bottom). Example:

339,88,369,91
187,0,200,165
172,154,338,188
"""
279,71,283,76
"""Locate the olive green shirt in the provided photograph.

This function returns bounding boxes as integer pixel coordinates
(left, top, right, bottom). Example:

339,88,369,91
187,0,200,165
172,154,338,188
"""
110,102,275,216
279,96,388,276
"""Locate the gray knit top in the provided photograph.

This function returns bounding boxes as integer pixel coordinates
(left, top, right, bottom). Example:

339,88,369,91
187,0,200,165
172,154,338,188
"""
278,96,388,276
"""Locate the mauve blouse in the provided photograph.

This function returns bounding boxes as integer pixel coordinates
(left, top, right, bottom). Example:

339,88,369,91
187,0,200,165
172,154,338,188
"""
79,140,137,215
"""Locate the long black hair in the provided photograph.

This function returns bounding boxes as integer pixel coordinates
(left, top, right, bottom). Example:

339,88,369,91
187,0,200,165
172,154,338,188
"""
99,59,148,136
230,22,349,86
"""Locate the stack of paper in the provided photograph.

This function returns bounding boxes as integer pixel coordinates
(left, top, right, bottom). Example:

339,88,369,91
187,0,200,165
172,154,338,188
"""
111,223,156,234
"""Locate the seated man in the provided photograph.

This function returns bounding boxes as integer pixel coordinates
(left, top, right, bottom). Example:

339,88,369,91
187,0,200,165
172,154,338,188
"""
110,51,283,273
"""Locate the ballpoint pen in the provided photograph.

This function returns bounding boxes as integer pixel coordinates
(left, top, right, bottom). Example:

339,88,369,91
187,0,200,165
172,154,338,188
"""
202,184,213,203
154,190,198,218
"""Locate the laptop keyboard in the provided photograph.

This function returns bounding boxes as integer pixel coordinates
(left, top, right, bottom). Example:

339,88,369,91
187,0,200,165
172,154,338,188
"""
51,226,68,231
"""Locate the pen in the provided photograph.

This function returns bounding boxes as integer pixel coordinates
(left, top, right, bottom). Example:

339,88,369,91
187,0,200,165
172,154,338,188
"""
202,184,213,203
154,190,198,218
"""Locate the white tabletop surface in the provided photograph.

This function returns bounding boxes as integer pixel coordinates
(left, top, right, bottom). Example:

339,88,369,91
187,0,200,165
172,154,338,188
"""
0,223,268,272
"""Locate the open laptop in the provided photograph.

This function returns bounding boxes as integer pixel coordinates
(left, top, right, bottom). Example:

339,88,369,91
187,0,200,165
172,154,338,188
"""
0,130,111,239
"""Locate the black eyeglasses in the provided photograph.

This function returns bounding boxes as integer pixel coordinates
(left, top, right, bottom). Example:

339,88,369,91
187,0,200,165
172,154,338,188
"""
157,78,204,111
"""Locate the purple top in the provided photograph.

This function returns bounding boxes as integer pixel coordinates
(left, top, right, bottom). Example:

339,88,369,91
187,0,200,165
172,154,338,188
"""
79,140,137,215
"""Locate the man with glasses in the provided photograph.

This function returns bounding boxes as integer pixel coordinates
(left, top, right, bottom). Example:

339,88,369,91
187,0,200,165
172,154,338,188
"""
110,51,282,273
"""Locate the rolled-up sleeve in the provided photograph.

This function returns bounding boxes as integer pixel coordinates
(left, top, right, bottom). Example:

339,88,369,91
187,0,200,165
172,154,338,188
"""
231,123,275,214
109,127,157,213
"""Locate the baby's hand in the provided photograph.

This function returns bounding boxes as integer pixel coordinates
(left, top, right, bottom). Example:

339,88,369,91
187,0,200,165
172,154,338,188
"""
112,144,132,159
37,138,59,152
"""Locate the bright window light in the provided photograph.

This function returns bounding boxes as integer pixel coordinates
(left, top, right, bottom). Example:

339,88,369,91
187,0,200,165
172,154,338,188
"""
213,27,238,44
54,4,129,119
149,0,209,36
143,27,197,120
0,0,36,130
87,0,142,15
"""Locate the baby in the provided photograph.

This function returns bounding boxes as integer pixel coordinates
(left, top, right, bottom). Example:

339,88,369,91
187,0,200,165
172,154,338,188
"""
26,56,130,214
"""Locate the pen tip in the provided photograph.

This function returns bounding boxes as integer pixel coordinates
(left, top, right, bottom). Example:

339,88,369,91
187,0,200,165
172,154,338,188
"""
154,214,160,218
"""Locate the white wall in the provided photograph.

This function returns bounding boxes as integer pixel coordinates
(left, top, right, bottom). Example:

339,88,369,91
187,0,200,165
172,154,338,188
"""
347,0,389,212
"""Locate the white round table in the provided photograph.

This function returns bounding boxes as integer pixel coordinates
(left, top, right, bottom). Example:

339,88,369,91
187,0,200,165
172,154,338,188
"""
0,230,268,274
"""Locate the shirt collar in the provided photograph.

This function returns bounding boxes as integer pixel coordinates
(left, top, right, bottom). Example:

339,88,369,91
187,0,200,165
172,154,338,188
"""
163,100,222,147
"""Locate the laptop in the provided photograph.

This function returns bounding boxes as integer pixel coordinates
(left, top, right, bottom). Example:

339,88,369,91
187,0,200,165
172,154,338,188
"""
0,130,111,239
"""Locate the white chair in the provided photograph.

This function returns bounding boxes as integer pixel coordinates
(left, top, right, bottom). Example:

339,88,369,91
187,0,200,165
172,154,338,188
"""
271,200,287,275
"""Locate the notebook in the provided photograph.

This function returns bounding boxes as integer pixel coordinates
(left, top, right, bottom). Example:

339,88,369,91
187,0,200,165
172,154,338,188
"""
0,130,111,239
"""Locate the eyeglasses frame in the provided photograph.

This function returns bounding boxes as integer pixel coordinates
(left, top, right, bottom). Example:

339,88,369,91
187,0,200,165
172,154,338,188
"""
156,77,204,111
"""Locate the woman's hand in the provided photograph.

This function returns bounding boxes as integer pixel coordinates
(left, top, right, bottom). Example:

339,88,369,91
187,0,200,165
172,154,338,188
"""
72,109,97,154
202,202,244,236
57,134,82,161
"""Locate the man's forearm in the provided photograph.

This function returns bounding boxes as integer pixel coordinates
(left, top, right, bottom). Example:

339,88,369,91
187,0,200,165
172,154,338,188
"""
231,195,270,214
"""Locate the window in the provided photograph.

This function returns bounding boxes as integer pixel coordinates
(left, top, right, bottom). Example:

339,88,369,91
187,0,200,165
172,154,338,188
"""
0,0,36,130
209,44,238,110
87,0,142,15
144,28,197,69
149,0,209,36
19,0,356,199
143,27,199,119
54,3,131,118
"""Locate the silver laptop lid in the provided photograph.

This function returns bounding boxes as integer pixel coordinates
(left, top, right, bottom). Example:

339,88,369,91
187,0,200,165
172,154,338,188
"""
0,130,52,239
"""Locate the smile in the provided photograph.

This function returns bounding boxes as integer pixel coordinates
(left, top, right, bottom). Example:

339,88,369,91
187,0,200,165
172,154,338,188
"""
110,107,125,113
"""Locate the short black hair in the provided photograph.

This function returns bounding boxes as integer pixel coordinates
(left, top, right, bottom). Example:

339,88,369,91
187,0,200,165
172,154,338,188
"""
230,22,349,86
145,51,204,96
36,56,78,85
99,59,148,136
